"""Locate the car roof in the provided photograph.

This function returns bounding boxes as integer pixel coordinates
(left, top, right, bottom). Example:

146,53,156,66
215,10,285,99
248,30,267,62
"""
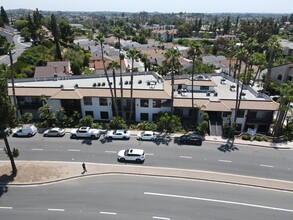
127,148,144,155
115,129,127,132
143,131,154,135
51,127,62,131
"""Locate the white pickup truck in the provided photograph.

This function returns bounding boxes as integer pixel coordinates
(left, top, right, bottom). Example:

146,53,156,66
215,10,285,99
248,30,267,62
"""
70,127,101,139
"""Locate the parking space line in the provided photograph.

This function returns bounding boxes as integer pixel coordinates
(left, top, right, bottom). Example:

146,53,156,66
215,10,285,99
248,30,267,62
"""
48,208,64,212
153,216,170,220
0,206,13,209
105,151,117,153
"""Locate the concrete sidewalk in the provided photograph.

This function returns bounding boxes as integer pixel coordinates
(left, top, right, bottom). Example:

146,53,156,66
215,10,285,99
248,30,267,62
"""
1,161,293,192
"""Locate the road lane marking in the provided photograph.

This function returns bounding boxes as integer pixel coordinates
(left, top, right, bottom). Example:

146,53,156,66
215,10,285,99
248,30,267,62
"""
146,153,154,156
68,149,80,152
219,160,232,163
48,208,65,212
153,216,170,220
145,192,293,213
31,149,43,151
260,164,274,168
105,151,117,153
0,206,13,209
100,211,117,215
180,156,192,159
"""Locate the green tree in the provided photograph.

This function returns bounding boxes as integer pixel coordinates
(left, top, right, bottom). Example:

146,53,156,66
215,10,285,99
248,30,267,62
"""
95,33,118,116
127,48,139,121
2,40,18,116
54,107,69,127
156,112,182,133
79,115,94,127
107,61,120,112
164,48,181,116
0,6,9,24
188,41,202,125
113,27,125,118
109,116,127,129
38,104,54,128
50,14,62,61
18,112,33,124
0,64,18,174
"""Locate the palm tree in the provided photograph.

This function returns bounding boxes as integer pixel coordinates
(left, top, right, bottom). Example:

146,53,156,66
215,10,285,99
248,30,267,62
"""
107,61,120,113
127,48,139,121
164,48,181,116
95,33,118,116
113,27,125,118
273,82,293,137
3,41,18,117
263,35,282,92
250,52,267,87
187,42,202,125
140,53,150,72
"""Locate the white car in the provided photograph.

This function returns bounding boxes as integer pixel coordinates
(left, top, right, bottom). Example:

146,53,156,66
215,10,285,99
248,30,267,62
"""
117,148,145,163
13,124,37,137
105,129,130,140
137,131,157,141
43,128,65,137
70,127,100,139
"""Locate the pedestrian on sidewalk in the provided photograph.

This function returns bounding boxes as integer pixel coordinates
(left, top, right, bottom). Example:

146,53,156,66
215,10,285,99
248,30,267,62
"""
82,162,87,173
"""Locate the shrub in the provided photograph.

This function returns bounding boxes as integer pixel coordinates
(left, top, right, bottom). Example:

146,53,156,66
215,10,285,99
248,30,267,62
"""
109,116,127,129
255,134,268,142
242,134,251,140
78,115,94,127
137,121,157,131
18,112,33,124
156,112,182,133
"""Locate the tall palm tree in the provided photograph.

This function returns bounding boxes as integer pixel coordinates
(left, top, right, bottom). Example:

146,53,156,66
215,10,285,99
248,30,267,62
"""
263,35,282,92
187,42,202,125
107,61,120,113
164,48,181,116
113,27,125,118
95,33,118,116
127,48,139,121
140,53,150,72
3,41,18,117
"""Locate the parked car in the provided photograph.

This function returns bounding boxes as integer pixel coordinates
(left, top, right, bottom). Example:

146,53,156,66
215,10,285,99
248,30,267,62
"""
70,127,100,139
13,124,37,137
179,133,204,146
117,148,145,163
43,128,65,137
105,129,130,140
137,131,157,141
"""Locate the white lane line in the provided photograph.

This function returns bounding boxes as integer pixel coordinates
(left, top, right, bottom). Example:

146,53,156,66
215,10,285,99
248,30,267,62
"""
145,192,293,213
153,216,170,220
48,208,65,212
146,153,154,156
260,164,274,168
100,211,117,215
180,156,192,159
0,206,13,209
219,160,232,163
68,149,80,152
31,148,43,151
105,151,117,153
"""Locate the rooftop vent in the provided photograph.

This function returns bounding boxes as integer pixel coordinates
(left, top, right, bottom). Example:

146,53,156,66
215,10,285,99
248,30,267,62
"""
93,83,97,87
230,85,236,91
214,92,218,97
206,92,210,96
220,79,226,84
97,83,101,86
125,81,128,85
197,75,205,80
102,82,105,86
138,80,142,84
60,84,64,88
74,84,78,88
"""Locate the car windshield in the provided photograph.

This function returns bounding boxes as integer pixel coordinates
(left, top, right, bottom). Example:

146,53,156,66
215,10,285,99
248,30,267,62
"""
124,149,129,156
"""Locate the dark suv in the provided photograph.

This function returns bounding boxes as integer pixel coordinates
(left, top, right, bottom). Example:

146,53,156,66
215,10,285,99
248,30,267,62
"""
179,133,204,146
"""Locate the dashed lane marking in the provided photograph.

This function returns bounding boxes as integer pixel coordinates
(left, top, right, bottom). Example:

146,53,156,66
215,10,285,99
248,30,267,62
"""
219,160,232,163
68,149,80,152
146,153,154,156
100,211,117,215
0,207,13,209
180,156,192,159
260,164,274,168
31,149,43,151
48,208,65,212
153,216,170,220
105,151,117,153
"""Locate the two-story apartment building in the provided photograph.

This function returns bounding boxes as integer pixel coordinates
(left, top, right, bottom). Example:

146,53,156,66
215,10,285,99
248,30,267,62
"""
8,72,279,134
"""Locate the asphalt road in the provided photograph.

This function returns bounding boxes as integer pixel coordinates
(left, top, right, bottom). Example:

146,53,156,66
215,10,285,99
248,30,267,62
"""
2,133,293,182
1,176,293,220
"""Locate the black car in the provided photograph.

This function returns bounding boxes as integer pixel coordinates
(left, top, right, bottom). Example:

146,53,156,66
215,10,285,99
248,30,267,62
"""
179,133,204,146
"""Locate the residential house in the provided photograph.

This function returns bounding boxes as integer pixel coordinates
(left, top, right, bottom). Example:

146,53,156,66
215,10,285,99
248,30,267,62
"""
34,61,72,78
280,39,293,56
271,63,293,85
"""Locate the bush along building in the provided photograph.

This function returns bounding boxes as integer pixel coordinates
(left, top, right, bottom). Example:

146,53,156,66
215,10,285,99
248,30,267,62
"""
8,71,279,136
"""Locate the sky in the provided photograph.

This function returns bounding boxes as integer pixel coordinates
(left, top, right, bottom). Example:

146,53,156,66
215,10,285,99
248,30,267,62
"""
1,0,293,14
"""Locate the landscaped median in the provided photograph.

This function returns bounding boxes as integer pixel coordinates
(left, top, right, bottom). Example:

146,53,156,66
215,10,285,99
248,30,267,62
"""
1,161,293,192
